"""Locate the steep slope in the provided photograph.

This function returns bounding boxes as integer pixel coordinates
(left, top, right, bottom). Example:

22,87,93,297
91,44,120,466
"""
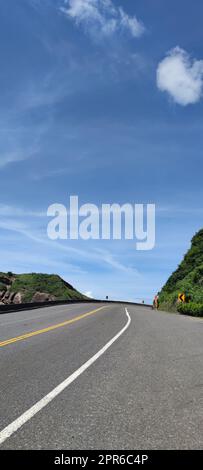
0,272,86,304
159,228,203,314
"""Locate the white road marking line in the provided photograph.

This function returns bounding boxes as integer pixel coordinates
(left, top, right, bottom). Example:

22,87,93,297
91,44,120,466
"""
0,308,131,446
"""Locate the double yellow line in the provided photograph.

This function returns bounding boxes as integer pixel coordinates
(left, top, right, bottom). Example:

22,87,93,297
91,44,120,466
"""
0,306,106,348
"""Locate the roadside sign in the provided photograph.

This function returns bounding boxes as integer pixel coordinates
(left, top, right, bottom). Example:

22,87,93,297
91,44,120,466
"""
178,293,185,303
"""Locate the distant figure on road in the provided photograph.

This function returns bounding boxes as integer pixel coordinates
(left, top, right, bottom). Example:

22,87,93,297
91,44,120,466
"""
153,294,160,310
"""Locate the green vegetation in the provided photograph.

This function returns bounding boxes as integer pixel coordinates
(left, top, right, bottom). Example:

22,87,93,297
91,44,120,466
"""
0,272,86,304
177,302,203,317
159,229,203,316
7,271,13,277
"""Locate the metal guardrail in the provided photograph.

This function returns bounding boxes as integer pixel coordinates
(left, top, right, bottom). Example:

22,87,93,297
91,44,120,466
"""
0,299,152,314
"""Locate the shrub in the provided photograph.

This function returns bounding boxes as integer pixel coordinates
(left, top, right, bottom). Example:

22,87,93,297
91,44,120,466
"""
159,229,203,312
177,302,203,317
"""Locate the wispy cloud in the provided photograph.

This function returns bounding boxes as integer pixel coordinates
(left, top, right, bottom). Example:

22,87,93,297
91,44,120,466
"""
157,47,203,106
0,247,86,275
60,0,145,40
0,204,45,218
0,213,140,275
156,204,203,216
0,116,49,171
0,146,38,169
0,151,25,169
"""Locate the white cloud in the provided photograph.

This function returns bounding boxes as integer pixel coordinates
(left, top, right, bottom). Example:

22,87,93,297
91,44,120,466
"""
60,0,145,40
156,47,203,106
83,290,93,298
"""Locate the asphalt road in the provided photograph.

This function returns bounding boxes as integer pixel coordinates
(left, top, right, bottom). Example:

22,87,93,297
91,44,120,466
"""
0,302,202,450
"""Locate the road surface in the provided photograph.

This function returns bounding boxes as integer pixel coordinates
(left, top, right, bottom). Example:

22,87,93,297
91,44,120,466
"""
0,302,202,449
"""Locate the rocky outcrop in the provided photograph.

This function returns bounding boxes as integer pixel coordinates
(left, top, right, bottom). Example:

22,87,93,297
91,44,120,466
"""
0,290,21,304
31,292,56,303
0,273,14,304
13,292,23,304
0,290,55,304
0,291,6,301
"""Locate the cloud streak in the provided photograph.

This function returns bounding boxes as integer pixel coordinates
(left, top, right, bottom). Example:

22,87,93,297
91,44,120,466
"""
157,47,203,106
0,213,140,276
0,204,45,218
60,0,145,40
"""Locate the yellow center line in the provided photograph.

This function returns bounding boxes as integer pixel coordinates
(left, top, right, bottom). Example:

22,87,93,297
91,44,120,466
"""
0,306,106,348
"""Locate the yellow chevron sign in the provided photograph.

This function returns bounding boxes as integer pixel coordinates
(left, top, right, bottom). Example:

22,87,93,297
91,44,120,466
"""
178,293,185,303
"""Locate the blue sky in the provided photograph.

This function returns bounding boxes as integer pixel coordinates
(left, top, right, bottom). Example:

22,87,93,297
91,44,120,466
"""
0,0,203,301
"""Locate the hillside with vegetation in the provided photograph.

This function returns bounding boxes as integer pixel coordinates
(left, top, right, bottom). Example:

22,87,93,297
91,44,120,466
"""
159,228,203,316
0,272,86,304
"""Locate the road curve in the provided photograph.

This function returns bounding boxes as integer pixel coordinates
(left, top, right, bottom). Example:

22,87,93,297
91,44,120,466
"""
0,302,202,449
